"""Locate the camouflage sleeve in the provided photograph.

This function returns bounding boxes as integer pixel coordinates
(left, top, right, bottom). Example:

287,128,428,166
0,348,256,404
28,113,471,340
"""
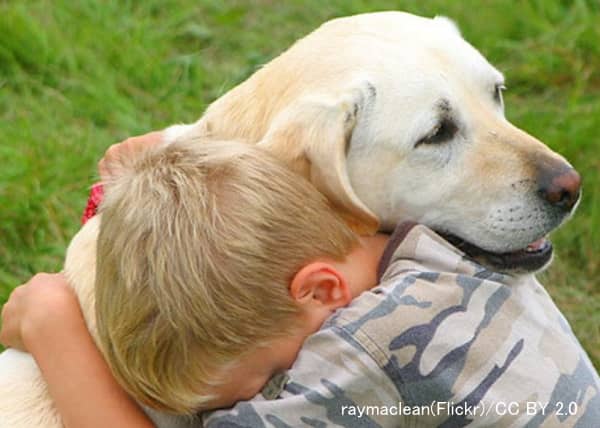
334,269,600,426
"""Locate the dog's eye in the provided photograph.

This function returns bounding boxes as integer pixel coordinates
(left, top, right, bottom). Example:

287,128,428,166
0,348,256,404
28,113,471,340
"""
416,118,458,146
494,84,506,105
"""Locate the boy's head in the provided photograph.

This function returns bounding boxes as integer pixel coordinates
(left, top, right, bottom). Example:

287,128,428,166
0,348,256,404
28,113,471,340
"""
95,139,359,413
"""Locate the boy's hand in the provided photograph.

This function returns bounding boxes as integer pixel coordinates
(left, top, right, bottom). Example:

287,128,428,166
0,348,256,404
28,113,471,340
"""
98,131,164,181
0,272,82,352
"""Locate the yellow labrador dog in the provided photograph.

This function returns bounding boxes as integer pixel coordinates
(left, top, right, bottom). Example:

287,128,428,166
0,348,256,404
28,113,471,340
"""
0,11,581,428
163,12,580,273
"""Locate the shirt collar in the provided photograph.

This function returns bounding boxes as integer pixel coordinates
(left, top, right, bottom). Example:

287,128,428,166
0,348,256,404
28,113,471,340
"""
376,221,419,282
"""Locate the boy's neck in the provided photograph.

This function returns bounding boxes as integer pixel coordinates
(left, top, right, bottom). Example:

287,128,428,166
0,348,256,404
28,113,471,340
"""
339,233,391,299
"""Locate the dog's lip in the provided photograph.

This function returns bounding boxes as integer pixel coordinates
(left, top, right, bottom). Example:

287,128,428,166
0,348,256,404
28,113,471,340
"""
438,232,553,272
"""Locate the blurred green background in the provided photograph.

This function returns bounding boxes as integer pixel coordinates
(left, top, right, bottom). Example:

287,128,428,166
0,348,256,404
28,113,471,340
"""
0,0,598,367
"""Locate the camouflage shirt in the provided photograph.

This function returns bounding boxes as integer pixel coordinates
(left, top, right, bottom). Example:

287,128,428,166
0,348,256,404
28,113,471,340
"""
154,223,600,427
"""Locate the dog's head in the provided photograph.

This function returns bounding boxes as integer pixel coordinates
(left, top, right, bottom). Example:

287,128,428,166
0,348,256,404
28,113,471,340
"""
207,12,581,273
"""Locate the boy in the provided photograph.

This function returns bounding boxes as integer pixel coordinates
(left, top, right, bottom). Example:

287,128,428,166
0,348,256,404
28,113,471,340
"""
2,140,598,427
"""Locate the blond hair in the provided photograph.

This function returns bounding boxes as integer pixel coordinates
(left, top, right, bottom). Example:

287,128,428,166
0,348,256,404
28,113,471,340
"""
94,139,358,413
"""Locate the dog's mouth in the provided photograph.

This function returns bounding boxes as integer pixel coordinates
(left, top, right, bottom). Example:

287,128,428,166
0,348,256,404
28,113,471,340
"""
439,232,553,272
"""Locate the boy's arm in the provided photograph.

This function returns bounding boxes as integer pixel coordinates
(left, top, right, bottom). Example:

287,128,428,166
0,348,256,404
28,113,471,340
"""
0,273,155,428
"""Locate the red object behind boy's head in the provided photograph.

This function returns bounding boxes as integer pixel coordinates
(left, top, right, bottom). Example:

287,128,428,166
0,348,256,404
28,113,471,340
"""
81,183,104,225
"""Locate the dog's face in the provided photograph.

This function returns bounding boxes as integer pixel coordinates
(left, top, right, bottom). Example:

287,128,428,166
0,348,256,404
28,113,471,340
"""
339,13,581,272
204,12,581,273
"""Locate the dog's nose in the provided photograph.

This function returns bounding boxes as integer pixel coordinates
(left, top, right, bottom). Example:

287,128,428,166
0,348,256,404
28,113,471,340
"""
538,168,581,211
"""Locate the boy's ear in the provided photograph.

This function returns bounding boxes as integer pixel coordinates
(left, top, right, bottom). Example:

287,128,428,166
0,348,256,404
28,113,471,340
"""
289,262,352,309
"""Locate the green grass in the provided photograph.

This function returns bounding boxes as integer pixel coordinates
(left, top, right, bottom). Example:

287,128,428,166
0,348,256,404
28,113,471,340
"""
0,0,598,369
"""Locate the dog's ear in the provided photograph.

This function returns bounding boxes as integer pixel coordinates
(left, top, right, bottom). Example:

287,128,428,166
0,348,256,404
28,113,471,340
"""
258,82,379,235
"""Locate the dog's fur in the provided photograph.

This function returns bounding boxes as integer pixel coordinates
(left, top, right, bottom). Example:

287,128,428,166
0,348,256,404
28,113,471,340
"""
0,12,579,427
